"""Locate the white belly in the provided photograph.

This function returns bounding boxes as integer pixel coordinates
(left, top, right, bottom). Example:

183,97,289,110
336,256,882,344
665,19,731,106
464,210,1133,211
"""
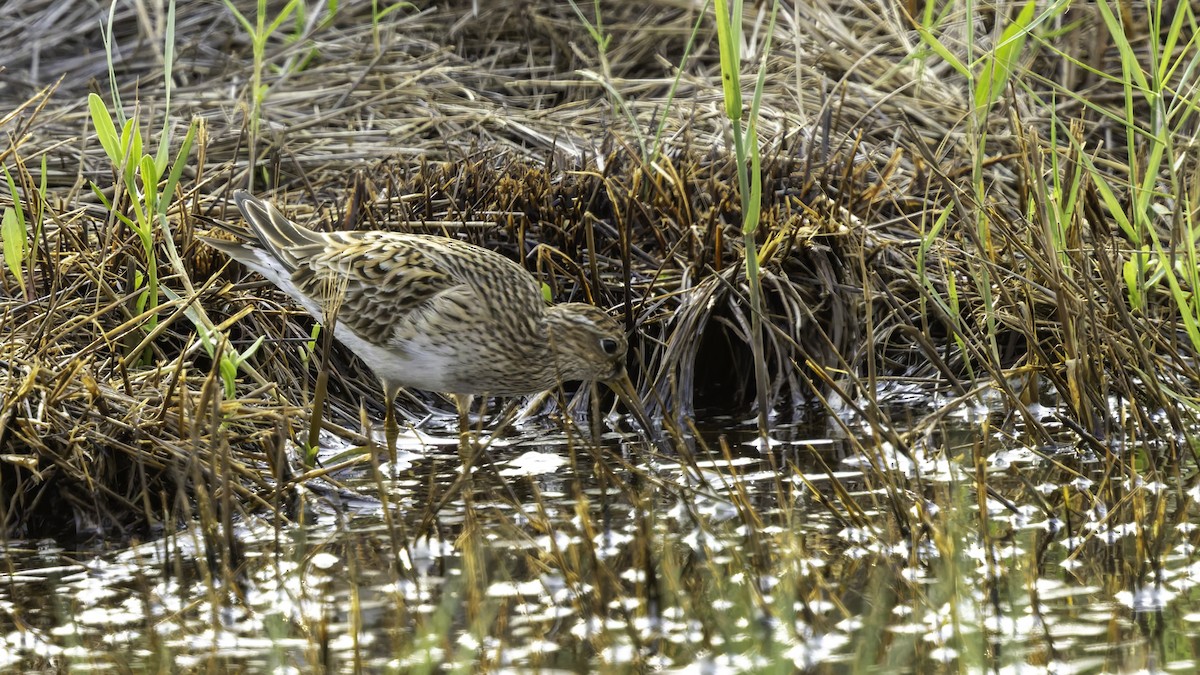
330,322,454,392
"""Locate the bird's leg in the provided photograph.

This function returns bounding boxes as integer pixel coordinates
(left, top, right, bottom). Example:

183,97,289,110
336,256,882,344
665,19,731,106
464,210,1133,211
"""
455,394,483,501
383,381,399,468
414,394,477,535
453,393,485,622
454,394,473,467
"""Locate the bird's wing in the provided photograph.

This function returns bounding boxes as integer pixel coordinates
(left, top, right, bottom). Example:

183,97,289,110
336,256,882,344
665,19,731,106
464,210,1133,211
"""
288,231,548,350
206,192,545,348
287,232,476,346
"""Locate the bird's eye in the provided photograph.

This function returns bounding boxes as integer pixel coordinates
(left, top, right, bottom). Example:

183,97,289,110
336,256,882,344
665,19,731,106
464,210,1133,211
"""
599,337,619,355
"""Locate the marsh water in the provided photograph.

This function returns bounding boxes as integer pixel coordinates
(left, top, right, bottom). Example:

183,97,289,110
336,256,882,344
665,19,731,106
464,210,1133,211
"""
1,387,1197,672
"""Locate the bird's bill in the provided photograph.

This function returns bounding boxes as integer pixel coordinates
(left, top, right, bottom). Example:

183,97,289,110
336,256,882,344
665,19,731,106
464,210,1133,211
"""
605,371,663,449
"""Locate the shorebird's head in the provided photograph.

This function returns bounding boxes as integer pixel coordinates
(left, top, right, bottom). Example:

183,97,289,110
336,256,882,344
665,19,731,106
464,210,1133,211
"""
545,303,629,385
544,303,657,439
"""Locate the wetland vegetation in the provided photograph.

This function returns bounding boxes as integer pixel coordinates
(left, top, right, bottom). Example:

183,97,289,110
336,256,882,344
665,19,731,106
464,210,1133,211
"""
2,0,1200,671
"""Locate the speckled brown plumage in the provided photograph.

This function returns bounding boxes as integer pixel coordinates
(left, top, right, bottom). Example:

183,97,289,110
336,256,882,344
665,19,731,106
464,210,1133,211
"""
202,191,631,402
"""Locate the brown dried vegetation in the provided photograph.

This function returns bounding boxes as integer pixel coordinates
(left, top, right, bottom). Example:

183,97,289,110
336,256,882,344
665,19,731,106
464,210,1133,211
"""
0,0,1195,547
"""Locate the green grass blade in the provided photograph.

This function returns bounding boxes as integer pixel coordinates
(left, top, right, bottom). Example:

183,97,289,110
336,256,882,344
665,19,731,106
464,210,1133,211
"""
155,0,178,174
139,154,159,223
973,0,1036,112
267,0,303,36
713,0,742,121
915,24,970,80
648,2,709,164
159,120,197,217
1,208,24,290
1,163,27,293
1095,0,1151,94
120,118,142,170
374,2,415,20
88,93,122,166
101,0,124,126
222,0,255,35
743,2,777,240
1,166,25,233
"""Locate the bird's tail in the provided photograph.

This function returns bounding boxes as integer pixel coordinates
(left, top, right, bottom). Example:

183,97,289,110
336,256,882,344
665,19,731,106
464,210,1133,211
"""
233,190,322,265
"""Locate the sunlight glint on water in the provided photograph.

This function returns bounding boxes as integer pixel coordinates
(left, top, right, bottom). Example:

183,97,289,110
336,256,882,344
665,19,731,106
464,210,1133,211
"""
0,395,1197,672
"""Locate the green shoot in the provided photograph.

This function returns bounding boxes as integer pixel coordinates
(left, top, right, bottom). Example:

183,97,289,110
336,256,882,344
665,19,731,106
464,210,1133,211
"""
89,94,162,338
1079,0,1198,362
972,0,1036,119
1,166,27,297
100,0,125,128
567,0,706,167
300,323,322,370
0,208,23,296
224,0,303,193
914,1,1046,368
195,320,266,401
568,0,647,159
89,0,197,359
373,1,415,21
713,0,779,439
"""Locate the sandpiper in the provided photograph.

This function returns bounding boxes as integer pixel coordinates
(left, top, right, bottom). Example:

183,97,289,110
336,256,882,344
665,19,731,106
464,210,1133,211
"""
203,190,651,449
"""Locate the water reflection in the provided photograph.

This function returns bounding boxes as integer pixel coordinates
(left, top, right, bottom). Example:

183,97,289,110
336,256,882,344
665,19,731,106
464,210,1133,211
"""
1,401,1197,672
